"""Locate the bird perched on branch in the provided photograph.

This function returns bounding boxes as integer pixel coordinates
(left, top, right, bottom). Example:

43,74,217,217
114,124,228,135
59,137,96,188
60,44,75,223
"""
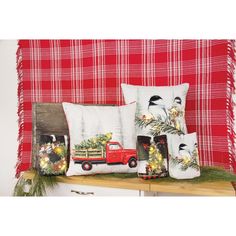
178,143,192,164
148,95,168,122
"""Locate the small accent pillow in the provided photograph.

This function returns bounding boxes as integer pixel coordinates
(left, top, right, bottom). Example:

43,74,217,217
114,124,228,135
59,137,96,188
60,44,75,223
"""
63,102,137,176
121,83,189,137
137,135,168,179
37,135,68,175
167,132,201,179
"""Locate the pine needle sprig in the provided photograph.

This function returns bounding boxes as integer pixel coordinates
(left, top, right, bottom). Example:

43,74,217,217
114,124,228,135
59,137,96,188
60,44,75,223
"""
135,116,157,129
135,116,184,136
74,133,112,151
170,154,200,172
13,169,58,196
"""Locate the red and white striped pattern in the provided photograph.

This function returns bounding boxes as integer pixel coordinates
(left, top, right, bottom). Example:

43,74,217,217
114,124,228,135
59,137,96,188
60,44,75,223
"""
16,40,236,176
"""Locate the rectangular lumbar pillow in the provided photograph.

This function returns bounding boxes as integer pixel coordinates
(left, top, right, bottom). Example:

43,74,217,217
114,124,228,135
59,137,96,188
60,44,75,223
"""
62,102,138,176
167,132,200,179
121,83,189,137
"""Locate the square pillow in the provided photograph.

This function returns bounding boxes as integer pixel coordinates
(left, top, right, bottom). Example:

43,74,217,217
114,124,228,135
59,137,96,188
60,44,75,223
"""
63,102,137,176
137,135,169,179
121,83,189,137
37,135,68,175
167,132,201,179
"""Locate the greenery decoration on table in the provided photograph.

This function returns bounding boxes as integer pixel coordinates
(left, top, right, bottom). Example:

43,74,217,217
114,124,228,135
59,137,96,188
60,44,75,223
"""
13,166,236,196
13,169,58,196
74,132,112,155
135,115,184,136
92,166,236,183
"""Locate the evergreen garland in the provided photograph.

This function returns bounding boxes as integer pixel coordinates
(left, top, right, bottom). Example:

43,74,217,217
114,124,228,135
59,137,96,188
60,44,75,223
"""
13,169,58,196
135,116,184,136
170,148,200,172
74,132,112,152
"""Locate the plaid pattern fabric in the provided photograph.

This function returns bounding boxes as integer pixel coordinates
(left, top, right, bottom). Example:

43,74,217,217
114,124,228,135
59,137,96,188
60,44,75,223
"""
16,40,236,176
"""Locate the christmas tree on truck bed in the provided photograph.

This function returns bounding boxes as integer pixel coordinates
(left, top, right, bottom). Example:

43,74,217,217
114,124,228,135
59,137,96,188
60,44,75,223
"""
73,133,112,158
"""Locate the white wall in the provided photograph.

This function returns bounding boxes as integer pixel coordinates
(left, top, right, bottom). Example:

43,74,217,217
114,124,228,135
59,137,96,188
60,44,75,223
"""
0,40,235,196
0,40,18,196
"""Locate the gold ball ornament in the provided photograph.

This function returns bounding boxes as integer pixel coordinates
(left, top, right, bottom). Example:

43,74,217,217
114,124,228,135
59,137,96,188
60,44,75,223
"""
54,146,64,155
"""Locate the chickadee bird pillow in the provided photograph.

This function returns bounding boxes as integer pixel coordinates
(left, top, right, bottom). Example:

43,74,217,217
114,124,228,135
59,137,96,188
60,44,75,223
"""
121,83,189,137
167,133,200,179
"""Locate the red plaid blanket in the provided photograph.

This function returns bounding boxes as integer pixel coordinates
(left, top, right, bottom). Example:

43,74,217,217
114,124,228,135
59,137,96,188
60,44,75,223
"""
16,40,236,176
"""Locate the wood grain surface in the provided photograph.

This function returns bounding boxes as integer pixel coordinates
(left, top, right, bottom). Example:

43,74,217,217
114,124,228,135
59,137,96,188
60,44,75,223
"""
23,171,235,196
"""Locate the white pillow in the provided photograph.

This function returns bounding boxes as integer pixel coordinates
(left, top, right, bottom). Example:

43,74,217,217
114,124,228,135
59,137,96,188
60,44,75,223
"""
63,102,137,176
121,83,189,136
137,135,169,179
167,132,201,179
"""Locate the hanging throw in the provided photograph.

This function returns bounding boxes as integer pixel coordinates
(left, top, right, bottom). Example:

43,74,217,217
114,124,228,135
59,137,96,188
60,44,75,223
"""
16,40,236,176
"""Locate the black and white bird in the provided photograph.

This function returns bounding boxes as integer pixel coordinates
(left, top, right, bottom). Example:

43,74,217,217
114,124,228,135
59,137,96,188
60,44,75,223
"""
178,143,191,160
174,96,182,105
148,95,168,121
172,96,183,131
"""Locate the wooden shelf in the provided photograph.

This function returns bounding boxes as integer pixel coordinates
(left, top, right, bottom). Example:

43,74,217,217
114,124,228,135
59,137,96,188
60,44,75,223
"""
22,171,236,196
149,180,235,196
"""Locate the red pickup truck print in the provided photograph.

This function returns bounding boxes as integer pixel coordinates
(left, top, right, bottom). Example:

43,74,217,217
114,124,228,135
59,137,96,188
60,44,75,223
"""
72,141,137,171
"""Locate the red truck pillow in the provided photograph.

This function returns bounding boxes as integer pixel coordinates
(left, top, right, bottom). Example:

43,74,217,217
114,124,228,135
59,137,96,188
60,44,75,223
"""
62,102,138,176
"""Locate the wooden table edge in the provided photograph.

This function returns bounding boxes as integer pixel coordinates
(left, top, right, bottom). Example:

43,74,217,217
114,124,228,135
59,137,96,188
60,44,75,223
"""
21,171,236,196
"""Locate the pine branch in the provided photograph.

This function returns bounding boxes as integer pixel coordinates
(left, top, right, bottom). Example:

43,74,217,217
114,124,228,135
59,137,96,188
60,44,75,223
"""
13,177,28,196
170,155,200,172
13,169,58,196
135,116,157,129
74,133,112,151
135,116,184,136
